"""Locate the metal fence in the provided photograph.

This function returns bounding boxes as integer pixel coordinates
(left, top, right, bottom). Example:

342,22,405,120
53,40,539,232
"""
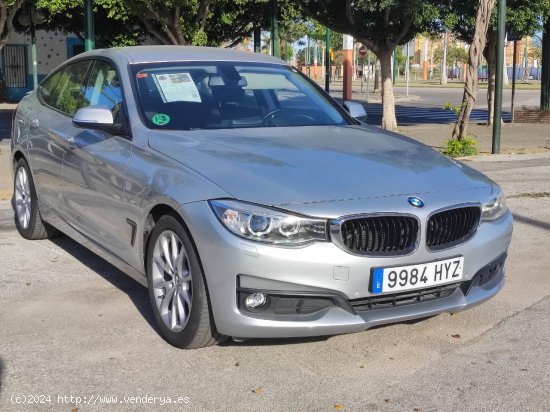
1,45,27,88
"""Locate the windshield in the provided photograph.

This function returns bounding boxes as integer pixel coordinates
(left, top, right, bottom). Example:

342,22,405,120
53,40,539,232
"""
131,62,349,130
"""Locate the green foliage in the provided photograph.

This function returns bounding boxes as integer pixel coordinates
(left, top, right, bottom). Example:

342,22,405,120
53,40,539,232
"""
442,0,550,44
443,101,467,115
434,43,469,65
443,136,478,157
394,45,407,67
300,0,442,51
192,30,208,46
34,0,144,48
34,0,274,48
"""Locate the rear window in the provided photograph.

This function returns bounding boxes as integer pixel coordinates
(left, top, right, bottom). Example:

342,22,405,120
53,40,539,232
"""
131,62,348,130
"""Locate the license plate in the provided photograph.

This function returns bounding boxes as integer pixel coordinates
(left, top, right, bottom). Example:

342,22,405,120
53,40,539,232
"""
371,256,464,294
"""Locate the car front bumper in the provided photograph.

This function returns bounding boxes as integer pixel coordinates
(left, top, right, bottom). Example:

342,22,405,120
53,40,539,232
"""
179,201,513,339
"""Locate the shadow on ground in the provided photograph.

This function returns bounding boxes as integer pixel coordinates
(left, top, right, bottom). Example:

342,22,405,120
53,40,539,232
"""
513,213,550,231
48,235,157,334
0,109,14,142
0,356,5,395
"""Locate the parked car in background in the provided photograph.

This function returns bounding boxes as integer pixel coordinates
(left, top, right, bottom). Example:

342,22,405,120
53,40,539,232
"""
11,46,512,348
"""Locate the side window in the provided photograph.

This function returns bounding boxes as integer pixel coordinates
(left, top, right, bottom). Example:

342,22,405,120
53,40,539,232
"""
39,72,63,107
39,60,90,116
84,60,123,115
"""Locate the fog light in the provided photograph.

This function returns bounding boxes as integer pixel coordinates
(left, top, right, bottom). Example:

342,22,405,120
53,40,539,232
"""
245,293,267,309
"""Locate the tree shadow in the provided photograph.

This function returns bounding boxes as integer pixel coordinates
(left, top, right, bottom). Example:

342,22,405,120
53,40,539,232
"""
332,99,511,126
513,213,550,231
48,235,158,334
0,356,5,396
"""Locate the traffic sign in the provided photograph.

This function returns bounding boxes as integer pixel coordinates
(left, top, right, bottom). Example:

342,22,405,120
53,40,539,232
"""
359,45,367,56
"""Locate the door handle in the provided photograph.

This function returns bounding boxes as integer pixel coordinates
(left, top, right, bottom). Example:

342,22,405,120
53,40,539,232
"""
30,118,40,129
64,136,77,149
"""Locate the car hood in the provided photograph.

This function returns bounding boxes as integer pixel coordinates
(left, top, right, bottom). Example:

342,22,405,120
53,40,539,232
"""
148,125,493,207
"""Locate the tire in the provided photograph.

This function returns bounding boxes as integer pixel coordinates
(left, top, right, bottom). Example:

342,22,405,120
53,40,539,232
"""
13,158,59,240
146,214,225,348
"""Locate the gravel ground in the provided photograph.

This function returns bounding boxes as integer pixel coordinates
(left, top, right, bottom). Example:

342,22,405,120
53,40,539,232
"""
0,153,549,411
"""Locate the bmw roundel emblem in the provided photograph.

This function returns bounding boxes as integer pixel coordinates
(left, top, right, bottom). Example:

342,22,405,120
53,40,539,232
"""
407,196,424,208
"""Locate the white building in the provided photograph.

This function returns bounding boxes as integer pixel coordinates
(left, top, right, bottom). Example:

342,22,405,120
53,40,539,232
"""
1,30,84,102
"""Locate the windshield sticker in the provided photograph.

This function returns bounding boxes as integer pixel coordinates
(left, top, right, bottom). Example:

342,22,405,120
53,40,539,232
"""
151,113,171,126
136,72,148,79
152,72,201,103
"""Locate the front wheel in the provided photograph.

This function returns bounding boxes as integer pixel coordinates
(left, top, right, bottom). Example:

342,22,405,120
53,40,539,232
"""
146,214,225,348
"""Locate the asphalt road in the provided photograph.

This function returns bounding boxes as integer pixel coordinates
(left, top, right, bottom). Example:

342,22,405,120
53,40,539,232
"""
329,84,540,125
392,86,540,109
0,153,549,411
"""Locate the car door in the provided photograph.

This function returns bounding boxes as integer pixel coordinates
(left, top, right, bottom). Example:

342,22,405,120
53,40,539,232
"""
60,59,134,262
27,60,91,217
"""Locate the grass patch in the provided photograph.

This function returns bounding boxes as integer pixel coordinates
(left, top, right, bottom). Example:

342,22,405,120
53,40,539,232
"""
442,136,478,158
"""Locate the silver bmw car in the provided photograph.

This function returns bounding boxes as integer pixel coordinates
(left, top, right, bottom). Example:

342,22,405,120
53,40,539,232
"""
11,46,512,348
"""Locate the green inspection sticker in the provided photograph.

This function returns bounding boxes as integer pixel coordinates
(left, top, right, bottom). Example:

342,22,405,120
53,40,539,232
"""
151,113,170,126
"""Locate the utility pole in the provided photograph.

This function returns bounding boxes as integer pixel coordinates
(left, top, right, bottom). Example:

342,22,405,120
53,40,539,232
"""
441,31,448,85
492,0,506,154
343,34,353,100
511,39,518,122
84,0,95,51
325,28,331,92
271,0,279,58
29,3,38,89
541,18,550,110
406,42,410,96
366,51,371,102
306,36,311,77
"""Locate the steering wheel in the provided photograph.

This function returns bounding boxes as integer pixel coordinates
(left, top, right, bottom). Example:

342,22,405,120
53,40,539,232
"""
262,108,286,126
262,109,317,126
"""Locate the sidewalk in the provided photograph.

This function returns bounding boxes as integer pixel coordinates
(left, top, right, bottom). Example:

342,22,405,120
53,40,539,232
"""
399,122,550,154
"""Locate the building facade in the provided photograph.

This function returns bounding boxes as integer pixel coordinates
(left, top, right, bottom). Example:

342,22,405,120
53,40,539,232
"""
1,30,84,102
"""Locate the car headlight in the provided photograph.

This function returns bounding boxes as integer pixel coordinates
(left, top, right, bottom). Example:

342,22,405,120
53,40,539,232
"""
210,200,328,245
481,189,508,221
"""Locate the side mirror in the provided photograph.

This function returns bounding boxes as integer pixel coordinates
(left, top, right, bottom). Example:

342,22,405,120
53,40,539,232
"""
343,101,367,122
73,105,124,134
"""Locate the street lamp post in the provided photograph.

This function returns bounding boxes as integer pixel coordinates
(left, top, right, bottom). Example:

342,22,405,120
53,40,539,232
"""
84,0,95,51
325,28,330,92
17,1,45,90
492,0,506,154
441,31,448,85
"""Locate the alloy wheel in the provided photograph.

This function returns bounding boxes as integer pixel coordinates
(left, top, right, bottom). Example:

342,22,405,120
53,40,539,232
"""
151,230,193,332
14,167,31,229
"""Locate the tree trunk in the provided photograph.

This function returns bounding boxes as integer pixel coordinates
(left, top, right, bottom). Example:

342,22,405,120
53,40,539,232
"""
378,50,398,131
0,0,25,51
453,0,496,140
485,30,497,126
374,59,380,92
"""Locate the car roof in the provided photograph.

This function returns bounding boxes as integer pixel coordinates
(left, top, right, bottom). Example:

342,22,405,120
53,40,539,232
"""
73,45,288,66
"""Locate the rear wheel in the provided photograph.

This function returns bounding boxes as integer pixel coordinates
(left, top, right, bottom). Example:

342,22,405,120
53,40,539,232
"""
13,158,58,240
146,214,225,348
